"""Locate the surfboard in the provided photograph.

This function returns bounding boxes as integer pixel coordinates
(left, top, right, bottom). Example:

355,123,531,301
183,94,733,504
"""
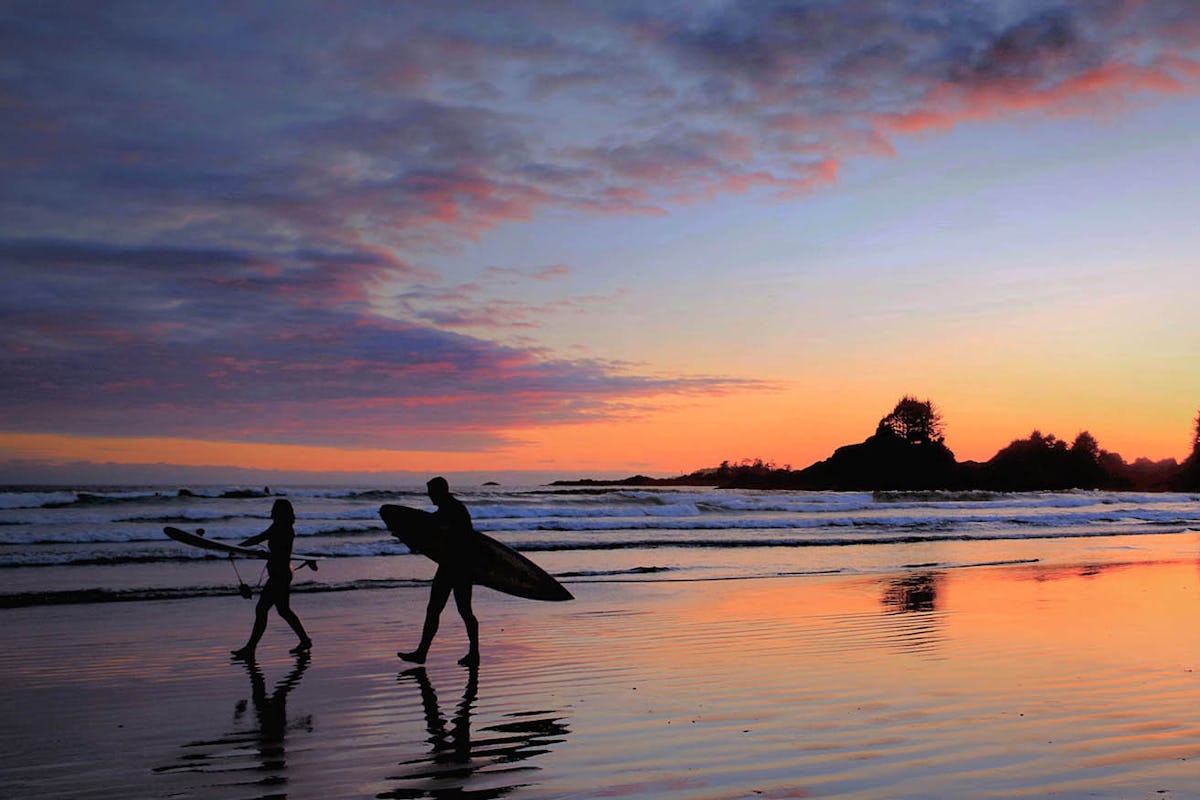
163,527,319,570
378,504,572,602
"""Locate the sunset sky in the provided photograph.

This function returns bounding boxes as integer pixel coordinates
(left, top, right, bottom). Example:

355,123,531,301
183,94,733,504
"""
2,1,1199,484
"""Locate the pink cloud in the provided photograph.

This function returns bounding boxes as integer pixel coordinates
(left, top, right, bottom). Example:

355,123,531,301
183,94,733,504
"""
880,59,1192,137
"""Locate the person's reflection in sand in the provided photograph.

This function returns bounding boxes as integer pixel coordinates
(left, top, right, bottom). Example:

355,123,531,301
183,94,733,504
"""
235,651,312,774
154,652,312,792
384,666,569,798
404,666,477,766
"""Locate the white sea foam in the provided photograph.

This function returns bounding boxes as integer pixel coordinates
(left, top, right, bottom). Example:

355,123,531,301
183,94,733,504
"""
1,486,1198,598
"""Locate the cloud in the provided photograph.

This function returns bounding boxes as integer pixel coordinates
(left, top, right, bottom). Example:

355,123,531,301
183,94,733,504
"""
1,1,1197,453
0,238,425,346
0,231,722,449
1,294,767,449
8,2,1197,248
384,280,625,333
4,3,1198,240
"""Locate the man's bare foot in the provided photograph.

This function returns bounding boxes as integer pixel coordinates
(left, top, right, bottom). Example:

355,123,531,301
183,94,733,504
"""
458,651,479,667
230,647,255,660
398,650,426,664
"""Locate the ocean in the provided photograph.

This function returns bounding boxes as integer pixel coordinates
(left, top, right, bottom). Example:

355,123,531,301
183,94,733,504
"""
2,484,1200,608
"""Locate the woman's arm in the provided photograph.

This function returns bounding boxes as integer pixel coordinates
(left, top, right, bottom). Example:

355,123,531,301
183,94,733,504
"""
239,524,272,547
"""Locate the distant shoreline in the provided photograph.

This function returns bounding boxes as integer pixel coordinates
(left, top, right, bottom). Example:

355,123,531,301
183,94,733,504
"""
549,474,714,488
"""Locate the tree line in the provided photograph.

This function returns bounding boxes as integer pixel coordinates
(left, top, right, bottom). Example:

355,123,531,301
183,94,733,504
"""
573,397,1200,492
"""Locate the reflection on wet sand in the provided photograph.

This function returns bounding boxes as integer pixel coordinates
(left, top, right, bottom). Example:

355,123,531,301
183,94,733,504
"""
382,667,569,799
153,653,312,795
880,571,945,655
883,571,942,613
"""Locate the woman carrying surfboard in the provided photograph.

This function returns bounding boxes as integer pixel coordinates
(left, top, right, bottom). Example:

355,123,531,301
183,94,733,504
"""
399,477,481,667
231,498,313,659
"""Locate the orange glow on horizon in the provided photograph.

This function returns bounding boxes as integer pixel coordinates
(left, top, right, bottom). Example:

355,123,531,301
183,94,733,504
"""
0,433,496,475
0,382,1192,480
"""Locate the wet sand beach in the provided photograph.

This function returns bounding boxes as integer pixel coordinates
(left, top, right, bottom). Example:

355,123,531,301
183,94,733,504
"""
5,543,1200,799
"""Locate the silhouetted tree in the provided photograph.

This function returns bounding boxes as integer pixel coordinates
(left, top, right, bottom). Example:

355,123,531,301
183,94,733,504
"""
1123,456,1178,491
1067,431,1109,488
979,429,1122,490
715,457,793,488
1070,431,1100,461
1175,409,1200,491
789,396,957,489
876,396,945,445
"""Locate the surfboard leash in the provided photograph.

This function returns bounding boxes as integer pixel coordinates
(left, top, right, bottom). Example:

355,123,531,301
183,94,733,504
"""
227,555,263,599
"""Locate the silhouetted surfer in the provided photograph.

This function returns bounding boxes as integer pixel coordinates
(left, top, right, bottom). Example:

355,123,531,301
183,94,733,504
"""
399,477,480,667
232,499,312,658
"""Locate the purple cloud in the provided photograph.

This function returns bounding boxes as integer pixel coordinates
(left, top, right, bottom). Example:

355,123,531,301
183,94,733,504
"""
0,235,761,450
2,287,764,450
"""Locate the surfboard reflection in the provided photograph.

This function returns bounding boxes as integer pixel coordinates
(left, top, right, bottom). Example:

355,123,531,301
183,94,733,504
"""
382,667,569,799
154,652,312,795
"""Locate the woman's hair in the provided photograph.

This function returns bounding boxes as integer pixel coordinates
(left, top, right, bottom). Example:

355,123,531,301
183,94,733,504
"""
271,498,296,524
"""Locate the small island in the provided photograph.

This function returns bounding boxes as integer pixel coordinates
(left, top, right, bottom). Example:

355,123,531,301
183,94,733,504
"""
554,396,1200,492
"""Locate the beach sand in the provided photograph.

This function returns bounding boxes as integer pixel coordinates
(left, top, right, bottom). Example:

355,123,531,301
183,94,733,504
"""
5,547,1200,799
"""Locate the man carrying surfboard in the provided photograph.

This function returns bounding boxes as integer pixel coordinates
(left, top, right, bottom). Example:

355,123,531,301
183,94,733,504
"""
399,477,481,667
231,498,313,659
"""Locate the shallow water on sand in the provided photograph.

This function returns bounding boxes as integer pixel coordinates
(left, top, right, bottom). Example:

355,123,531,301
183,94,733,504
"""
6,548,1200,799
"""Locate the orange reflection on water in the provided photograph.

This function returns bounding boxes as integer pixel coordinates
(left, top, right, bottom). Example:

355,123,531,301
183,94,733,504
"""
588,557,1200,700
534,558,1200,797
